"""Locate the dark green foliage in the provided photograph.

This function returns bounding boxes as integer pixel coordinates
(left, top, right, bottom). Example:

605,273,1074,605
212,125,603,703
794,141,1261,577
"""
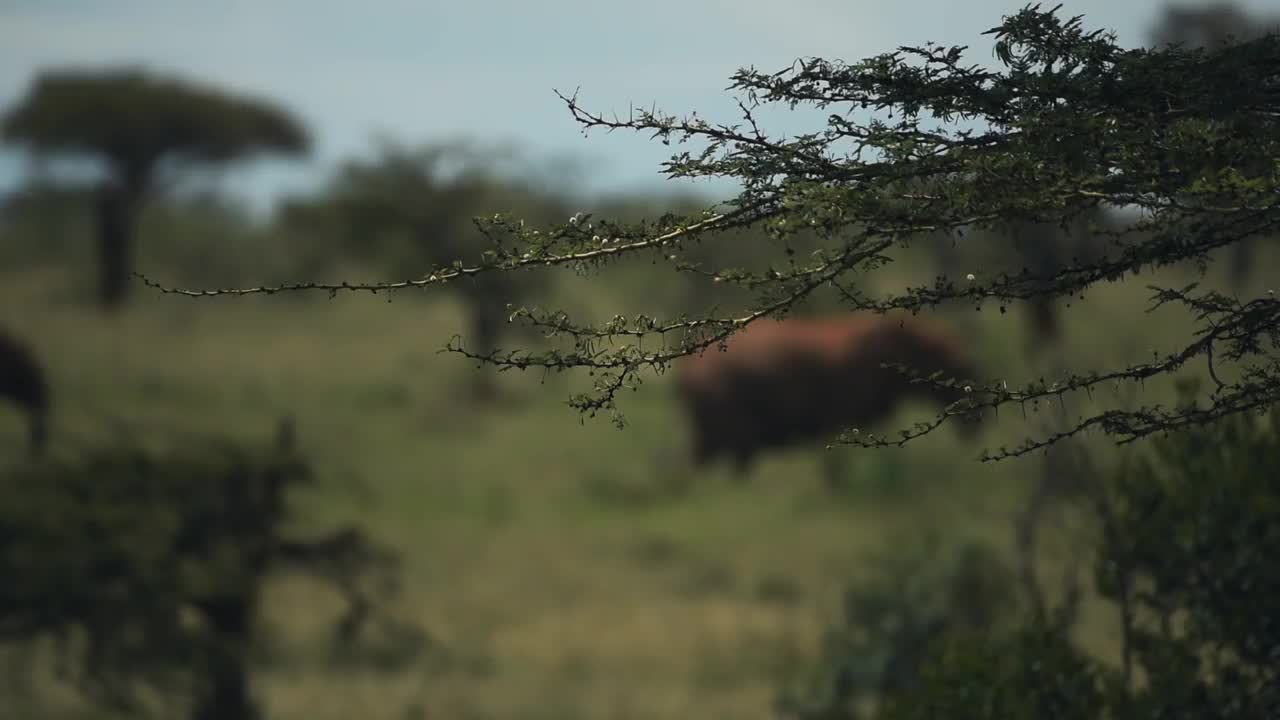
877,626,1107,720
1094,391,1280,719
1145,3,1280,291
0,430,398,719
777,536,1024,720
796,387,1280,720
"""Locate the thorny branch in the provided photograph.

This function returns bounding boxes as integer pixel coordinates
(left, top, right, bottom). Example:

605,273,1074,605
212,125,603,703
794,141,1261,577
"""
133,6,1280,458
840,286,1280,459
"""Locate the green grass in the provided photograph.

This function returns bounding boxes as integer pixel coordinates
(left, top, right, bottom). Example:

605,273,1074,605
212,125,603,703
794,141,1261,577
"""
0,243,1261,719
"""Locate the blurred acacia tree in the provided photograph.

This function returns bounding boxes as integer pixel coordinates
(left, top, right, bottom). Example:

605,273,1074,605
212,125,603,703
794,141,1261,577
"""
0,424,401,720
147,6,1280,459
1,67,309,308
279,141,568,400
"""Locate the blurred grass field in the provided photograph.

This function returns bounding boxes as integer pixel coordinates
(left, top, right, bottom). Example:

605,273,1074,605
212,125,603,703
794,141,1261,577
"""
0,229,1262,719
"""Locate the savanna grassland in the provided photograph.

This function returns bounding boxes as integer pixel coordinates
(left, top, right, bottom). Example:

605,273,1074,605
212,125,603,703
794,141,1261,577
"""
0,201,1263,720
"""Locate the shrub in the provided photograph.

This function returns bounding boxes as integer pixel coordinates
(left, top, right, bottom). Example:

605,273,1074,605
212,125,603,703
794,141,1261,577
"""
818,389,1280,719
0,428,398,719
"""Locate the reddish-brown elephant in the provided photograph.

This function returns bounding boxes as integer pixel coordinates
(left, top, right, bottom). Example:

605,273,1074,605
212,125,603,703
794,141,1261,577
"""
674,312,984,476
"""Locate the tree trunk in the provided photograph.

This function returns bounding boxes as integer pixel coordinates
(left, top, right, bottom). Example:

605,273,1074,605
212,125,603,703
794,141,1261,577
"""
1228,239,1254,291
94,180,142,310
193,597,259,720
28,410,48,458
467,299,501,402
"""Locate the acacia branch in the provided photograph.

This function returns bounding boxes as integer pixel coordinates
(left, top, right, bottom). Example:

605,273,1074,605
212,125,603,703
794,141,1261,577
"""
134,200,773,297
129,5,1280,457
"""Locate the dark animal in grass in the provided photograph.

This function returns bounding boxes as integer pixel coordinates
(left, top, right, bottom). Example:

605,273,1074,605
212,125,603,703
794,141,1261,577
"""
0,327,49,457
674,313,984,479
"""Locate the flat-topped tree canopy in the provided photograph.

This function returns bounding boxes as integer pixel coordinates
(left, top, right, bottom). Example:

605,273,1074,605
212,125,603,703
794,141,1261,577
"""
1,66,310,308
1,66,310,179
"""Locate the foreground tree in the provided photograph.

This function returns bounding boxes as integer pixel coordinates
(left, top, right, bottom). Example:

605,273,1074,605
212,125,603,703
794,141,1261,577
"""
143,5,1280,460
1147,1,1280,290
2,67,309,308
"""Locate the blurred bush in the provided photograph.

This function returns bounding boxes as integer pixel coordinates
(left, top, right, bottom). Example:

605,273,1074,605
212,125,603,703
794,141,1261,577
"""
1091,385,1280,719
877,625,1108,720
776,534,1025,720
784,383,1280,719
0,424,400,720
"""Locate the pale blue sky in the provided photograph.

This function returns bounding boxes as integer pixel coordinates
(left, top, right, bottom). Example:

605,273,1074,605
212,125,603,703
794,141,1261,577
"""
1,1,1271,213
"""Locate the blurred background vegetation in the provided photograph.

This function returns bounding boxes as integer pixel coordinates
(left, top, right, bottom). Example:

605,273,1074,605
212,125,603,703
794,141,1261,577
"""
1,2,1277,719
